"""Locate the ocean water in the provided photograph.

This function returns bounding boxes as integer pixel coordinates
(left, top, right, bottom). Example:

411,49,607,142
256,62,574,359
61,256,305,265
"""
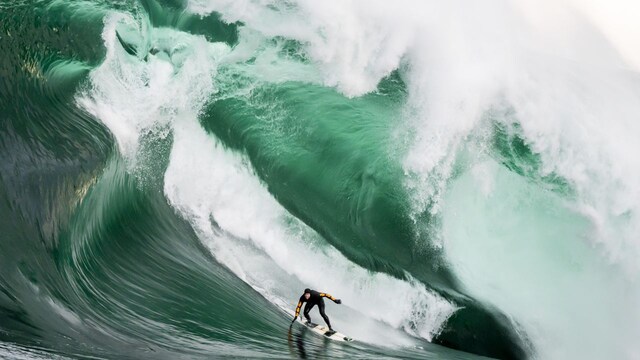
1,1,639,359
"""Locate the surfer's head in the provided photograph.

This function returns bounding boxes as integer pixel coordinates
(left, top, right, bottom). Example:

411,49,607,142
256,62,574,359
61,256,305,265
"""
304,288,311,299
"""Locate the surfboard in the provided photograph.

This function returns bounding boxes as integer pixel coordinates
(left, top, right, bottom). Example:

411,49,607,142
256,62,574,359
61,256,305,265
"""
302,321,353,342
287,310,353,342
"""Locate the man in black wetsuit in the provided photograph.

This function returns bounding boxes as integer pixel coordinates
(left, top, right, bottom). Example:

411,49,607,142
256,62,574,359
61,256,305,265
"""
291,288,342,331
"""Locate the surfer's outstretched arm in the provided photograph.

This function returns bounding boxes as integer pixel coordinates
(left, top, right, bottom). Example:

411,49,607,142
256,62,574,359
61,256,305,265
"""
319,293,342,304
292,300,303,323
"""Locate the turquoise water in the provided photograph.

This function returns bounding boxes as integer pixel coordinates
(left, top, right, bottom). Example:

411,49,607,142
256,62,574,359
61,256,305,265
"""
2,1,640,359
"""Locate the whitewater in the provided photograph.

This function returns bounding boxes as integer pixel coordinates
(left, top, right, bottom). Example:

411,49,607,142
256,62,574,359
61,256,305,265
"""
1,0,640,359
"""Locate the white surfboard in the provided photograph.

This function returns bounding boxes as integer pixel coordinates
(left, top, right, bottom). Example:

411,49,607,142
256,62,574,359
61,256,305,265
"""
287,310,353,342
302,321,353,342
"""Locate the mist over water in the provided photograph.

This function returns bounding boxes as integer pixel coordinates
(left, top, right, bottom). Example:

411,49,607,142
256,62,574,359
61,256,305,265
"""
1,0,640,359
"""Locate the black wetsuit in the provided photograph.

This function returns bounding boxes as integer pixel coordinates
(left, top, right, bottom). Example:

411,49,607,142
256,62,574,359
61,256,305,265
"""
294,290,339,329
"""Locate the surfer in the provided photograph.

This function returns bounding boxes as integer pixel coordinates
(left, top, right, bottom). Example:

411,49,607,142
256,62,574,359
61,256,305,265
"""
291,288,342,331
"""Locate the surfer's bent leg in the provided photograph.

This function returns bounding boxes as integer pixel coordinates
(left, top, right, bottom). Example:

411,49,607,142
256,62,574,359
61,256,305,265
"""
318,300,332,330
303,302,315,323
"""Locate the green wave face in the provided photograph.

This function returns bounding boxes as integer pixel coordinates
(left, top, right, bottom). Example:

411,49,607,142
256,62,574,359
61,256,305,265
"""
2,1,640,360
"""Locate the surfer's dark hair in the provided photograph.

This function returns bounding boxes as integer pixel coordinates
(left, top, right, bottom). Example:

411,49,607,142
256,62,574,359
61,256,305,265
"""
304,288,311,294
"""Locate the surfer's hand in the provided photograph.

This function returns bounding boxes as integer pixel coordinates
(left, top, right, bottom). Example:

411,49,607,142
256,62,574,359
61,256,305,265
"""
291,316,297,323
335,299,342,304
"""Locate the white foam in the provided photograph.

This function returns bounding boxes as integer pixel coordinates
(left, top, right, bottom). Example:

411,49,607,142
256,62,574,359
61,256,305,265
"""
77,12,229,162
188,0,416,97
442,159,640,359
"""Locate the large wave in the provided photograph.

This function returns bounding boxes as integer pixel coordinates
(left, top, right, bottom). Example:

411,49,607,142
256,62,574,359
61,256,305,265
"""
1,0,640,359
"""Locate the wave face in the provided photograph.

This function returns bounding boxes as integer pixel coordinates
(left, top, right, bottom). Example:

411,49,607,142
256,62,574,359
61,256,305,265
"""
2,0,640,359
